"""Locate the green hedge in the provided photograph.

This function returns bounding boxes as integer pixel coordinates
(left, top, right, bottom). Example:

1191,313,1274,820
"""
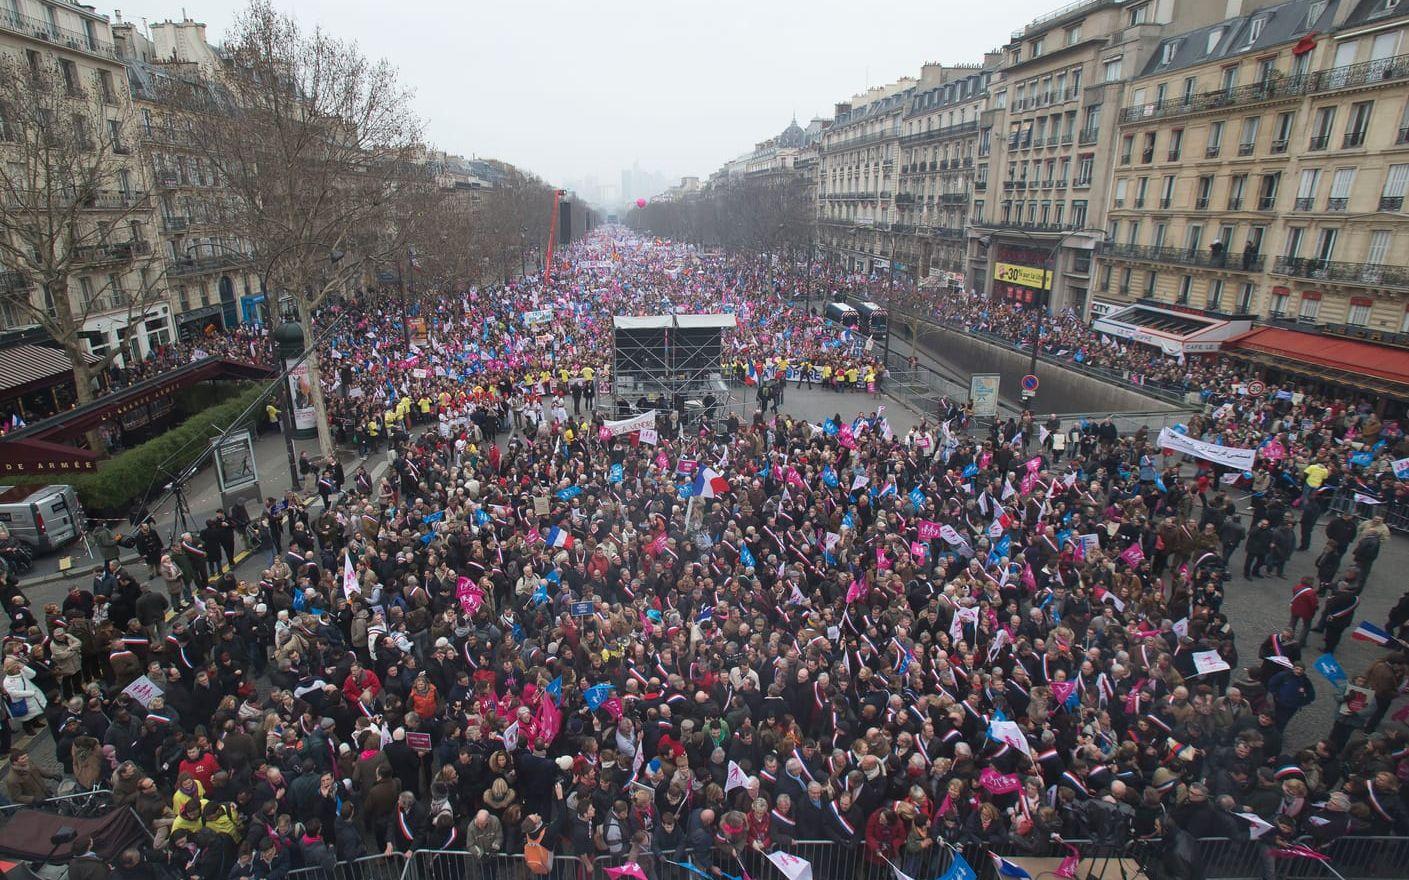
17,385,270,515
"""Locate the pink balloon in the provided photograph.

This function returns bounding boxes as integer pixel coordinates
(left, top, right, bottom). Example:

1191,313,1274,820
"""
635,198,646,208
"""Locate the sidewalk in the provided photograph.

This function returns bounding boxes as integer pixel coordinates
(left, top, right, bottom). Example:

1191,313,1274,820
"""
23,430,384,600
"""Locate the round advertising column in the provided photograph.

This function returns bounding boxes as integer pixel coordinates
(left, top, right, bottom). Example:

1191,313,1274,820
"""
273,321,318,440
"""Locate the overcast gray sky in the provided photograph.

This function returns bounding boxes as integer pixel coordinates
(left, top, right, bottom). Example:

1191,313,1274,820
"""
106,0,1053,192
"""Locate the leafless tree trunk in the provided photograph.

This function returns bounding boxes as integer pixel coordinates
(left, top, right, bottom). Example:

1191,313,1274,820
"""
0,56,167,428
170,0,423,461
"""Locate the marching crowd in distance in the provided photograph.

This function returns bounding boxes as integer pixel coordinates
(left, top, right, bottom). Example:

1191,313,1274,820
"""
0,229,1407,880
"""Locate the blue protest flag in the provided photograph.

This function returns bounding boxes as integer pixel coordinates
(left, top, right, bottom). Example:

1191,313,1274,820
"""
583,683,611,711
939,853,978,880
909,487,926,510
740,544,756,568
546,676,563,704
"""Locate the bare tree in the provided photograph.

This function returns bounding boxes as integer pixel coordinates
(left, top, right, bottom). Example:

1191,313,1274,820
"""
174,0,423,460
0,55,166,418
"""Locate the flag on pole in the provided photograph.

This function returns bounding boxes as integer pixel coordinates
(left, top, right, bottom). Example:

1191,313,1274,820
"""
765,851,813,880
604,865,649,880
990,855,1032,880
725,760,748,792
546,526,575,549
1352,621,1394,646
692,467,730,498
938,853,978,880
342,552,359,598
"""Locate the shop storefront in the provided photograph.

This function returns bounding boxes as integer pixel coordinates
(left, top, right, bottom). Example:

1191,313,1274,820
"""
176,304,226,341
1093,303,1251,357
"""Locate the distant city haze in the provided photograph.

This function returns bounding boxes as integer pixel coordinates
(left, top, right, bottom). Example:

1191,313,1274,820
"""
102,0,1053,206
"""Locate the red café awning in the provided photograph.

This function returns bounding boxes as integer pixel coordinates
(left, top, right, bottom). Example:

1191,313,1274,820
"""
0,436,98,476
1226,326,1409,394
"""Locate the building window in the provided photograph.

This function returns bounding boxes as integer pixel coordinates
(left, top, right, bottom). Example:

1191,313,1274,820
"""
1239,282,1257,313
1207,121,1224,157
1103,57,1124,82
1298,291,1321,321
1208,279,1224,311
1270,288,1290,317
1239,116,1260,155
1072,200,1088,227
1369,229,1393,265
1381,163,1409,210
1345,101,1373,148
1066,25,1082,46
1129,3,1149,26
1177,275,1193,304
1144,271,1158,297
1348,298,1373,326
1032,37,1044,57
1310,107,1336,150
1168,129,1183,161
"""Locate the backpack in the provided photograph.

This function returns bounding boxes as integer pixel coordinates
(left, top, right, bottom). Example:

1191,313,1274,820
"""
524,829,552,875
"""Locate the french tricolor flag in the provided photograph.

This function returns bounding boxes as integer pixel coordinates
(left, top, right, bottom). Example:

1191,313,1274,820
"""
991,855,1032,880
546,526,574,549
691,467,730,499
1352,621,1394,646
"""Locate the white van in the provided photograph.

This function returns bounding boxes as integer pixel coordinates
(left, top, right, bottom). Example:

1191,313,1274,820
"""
0,484,83,552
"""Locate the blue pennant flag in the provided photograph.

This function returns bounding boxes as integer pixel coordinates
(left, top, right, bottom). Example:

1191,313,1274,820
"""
1154,475,1168,493
556,485,583,501
609,463,624,484
962,463,979,478
474,509,491,526
545,569,561,584
740,544,756,568
987,533,1012,566
677,483,692,499
546,676,563,704
532,582,549,605
423,511,445,524
842,512,855,530
940,852,979,880
822,466,839,489
583,683,612,711
823,418,839,436
909,487,926,510
420,532,434,544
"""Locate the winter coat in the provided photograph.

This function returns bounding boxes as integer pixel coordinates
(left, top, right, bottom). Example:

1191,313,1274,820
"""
50,632,82,677
72,735,104,789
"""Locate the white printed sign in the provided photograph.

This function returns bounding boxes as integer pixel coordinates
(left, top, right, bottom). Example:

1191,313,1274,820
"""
1192,650,1231,675
122,675,164,708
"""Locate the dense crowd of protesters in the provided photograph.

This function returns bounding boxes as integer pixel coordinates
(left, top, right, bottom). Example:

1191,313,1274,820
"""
0,231,1407,880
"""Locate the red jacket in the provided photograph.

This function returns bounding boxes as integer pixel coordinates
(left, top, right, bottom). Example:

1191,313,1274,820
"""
343,669,382,703
1291,584,1319,621
178,751,221,792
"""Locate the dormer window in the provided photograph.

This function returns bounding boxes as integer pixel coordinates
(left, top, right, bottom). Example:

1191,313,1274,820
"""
1207,27,1225,55
1161,39,1181,65
1244,17,1266,49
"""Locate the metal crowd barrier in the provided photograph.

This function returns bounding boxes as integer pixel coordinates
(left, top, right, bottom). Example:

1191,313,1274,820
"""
1326,485,1409,533
286,852,409,880
380,837,1406,880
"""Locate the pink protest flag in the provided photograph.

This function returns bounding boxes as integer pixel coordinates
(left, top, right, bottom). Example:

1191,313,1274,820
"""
1269,845,1330,862
1119,542,1145,567
1021,563,1036,591
979,452,992,470
838,424,856,449
1020,473,1036,495
1055,842,1081,879
654,450,669,470
536,692,561,743
910,540,926,559
845,578,868,604
978,767,1023,794
876,547,891,570
1049,680,1077,706
604,865,649,880
602,697,623,720
1025,455,1042,474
